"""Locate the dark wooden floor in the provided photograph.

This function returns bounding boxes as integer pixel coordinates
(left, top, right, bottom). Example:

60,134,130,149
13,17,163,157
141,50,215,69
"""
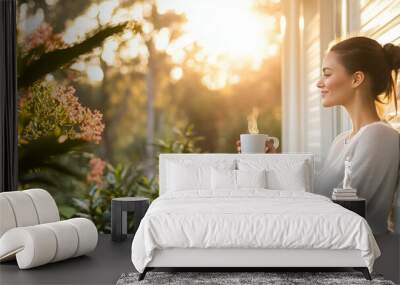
0,234,135,285
374,234,400,284
1,234,398,285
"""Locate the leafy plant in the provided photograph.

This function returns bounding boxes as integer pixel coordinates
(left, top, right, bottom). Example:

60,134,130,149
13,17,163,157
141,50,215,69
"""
17,21,141,188
155,124,204,153
71,162,159,233
18,82,104,186
18,137,86,186
18,21,141,89
69,125,203,232
19,82,104,144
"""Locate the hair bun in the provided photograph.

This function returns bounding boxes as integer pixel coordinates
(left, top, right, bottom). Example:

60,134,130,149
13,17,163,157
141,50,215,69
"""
383,43,400,70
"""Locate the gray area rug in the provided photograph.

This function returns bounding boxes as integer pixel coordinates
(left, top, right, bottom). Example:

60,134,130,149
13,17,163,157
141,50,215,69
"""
116,271,396,285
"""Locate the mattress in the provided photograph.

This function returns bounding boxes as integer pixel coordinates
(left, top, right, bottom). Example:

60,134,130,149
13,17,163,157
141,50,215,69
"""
131,190,380,273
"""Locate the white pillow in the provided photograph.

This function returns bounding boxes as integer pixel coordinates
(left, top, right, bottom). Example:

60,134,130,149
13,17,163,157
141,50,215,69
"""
211,168,267,190
237,158,309,191
167,162,211,191
236,169,267,188
266,164,306,191
211,168,236,190
165,158,236,193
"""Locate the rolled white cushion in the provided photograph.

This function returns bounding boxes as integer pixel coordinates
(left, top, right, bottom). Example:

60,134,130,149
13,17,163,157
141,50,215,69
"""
65,218,98,257
42,221,79,262
0,191,39,227
0,189,60,239
24,189,60,224
0,196,17,237
0,226,57,269
0,218,98,269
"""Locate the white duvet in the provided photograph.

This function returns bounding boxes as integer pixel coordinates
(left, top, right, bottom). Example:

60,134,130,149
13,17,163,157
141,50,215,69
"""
131,190,380,273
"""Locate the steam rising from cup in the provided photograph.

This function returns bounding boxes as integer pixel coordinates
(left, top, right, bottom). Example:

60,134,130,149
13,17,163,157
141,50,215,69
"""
240,107,279,153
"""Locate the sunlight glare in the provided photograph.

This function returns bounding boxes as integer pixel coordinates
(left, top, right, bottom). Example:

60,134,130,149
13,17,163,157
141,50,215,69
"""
62,0,280,89
102,38,119,65
120,36,148,60
157,0,273,61
156,0,279,89
86,65,104,82
64,6,98,44
155,28,170,51
130,2,152,20
87,4,99,18
99,1,118,25
170,67,183,81
70,61,86,71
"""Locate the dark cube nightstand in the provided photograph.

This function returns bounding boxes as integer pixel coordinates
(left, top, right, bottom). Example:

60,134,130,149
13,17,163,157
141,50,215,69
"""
332,198,366,218
111,197,150,242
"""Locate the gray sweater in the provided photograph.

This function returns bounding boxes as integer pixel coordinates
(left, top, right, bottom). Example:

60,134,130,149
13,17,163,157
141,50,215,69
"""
314,121,400,234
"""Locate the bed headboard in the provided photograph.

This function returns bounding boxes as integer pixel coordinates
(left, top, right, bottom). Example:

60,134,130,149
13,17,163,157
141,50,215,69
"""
159,153,315,196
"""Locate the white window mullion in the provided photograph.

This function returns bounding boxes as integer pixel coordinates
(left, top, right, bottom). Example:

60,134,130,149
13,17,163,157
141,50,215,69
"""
319,0,339,165
281,0,302,153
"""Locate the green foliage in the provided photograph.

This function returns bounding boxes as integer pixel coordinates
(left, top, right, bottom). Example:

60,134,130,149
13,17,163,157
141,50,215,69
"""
59,205,77,219
155,124,204,153
17,20,141,190
18,22,140,89
69,125,203,232
18,136,87,185
17,81,101,187
71,163,158,233
19,83,78,143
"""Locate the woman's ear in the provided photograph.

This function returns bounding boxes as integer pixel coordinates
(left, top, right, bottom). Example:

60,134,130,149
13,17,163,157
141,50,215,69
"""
351,71,365,88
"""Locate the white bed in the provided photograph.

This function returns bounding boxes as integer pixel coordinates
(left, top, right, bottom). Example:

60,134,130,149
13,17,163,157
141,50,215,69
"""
131,153,380,280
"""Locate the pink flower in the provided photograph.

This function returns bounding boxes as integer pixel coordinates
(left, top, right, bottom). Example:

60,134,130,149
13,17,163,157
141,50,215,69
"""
80,109,105,143
52,85,105,144
18,82,105,144
86,157,106,186
24,23,66,54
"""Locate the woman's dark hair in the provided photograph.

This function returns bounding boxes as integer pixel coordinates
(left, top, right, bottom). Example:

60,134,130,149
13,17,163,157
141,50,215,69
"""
330,36,400,117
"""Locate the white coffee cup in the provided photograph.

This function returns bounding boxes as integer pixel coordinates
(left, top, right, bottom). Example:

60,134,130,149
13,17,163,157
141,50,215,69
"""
240,134,279,153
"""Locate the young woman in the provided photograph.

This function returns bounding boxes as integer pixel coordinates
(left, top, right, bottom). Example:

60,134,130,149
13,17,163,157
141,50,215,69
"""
237,37,400,234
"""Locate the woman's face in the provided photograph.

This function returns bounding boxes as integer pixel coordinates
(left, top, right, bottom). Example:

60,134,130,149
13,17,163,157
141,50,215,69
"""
316,51,355,107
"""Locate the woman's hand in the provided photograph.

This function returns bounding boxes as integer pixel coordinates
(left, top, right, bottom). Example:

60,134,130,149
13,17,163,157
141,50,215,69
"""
236,139,278,153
